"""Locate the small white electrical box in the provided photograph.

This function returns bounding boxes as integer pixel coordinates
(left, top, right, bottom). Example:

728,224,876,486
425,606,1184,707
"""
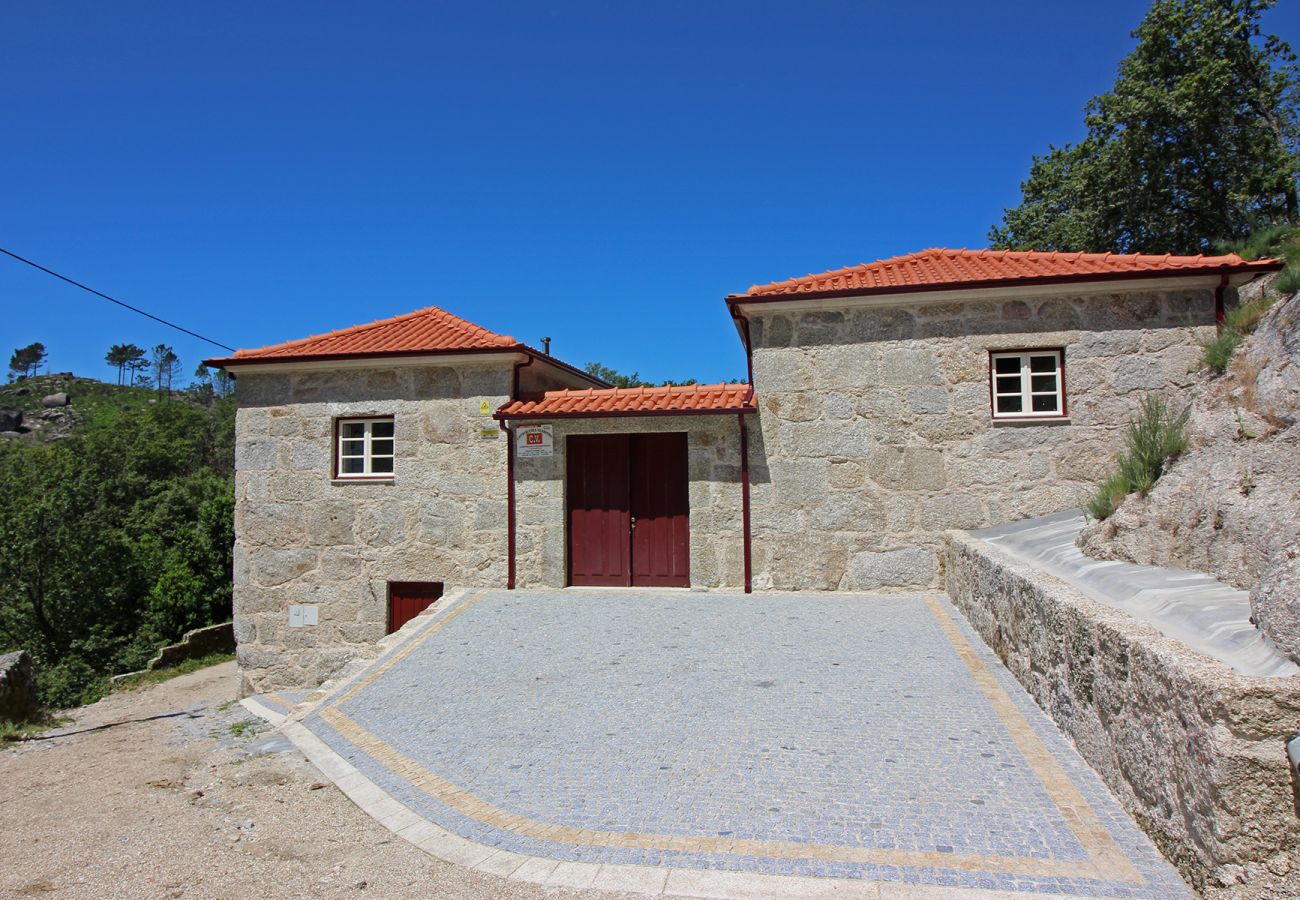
288,604,319,627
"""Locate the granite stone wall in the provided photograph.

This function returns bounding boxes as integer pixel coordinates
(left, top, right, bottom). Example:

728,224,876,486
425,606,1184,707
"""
746,288,1217,590
232,362,514,692
945,529,1300,889
512,415,747,590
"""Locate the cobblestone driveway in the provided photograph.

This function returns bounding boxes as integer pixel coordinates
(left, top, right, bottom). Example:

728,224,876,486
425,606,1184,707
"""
302,590,1188,897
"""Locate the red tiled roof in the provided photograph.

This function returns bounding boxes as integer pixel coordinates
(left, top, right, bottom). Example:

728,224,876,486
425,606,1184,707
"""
206,305,520,365
497,383,755,419
736,248,1281,299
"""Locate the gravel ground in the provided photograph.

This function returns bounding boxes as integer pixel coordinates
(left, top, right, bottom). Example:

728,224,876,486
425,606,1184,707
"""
0,662,630,899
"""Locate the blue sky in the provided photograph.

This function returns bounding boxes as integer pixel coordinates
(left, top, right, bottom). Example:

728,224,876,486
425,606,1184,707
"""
3,1,1297,386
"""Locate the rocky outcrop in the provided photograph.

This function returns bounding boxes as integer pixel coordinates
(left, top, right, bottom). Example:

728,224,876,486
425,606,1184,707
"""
0,651,38,722
1079,278,1300,658
0,407,21,431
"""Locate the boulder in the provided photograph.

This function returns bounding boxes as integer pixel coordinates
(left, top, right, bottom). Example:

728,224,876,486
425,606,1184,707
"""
41,392,69,408
0,650,38,722
0,431,22,440
1251,555,1300,664
0,406,20,431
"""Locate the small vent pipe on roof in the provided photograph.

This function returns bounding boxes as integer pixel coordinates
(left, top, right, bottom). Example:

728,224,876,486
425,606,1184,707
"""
541,337,551,355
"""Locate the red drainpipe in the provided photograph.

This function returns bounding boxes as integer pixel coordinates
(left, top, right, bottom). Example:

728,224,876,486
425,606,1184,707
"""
738,410,752,594
505,355,534,590
1215,274,1229,328
729,301,756,594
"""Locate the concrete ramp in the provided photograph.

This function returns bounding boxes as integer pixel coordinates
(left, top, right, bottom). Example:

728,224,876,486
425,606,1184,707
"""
972,509,1297,677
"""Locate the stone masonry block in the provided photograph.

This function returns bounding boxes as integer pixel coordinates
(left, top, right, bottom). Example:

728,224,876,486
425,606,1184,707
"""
849,548,936,590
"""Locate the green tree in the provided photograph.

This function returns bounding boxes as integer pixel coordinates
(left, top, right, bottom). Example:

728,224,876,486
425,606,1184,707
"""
583,362,653,388
991,0,1300,254
0,395,235,706
8,342,47,379
583,362,726,388
150,344,181,397
105,343,146,386
125,357,149,387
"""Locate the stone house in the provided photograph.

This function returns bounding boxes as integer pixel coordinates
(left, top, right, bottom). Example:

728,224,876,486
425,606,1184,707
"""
208,248,1279,690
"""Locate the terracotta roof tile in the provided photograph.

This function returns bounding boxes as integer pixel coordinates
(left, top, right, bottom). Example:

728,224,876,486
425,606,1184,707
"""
208,305,520,364
737,248,1281,299
497,383,754,419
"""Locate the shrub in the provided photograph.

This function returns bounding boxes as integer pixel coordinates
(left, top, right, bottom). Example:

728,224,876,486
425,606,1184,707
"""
1205,224,1300,372
1201,291,1278,375
1086,395,1190,520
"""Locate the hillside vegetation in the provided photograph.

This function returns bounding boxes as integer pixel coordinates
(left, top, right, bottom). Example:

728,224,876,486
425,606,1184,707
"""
0,374,235,707
1078,275,1300,661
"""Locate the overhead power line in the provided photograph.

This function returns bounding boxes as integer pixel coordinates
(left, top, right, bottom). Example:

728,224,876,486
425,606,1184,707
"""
0,245,236,352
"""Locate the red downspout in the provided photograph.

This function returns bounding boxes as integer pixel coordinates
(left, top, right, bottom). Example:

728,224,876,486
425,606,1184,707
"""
1215,274,1229,329
738,411,752,594
505,355,534,590
730,300,756,594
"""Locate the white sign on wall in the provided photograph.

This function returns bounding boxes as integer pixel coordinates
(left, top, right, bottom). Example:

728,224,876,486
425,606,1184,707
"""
516,424,554,458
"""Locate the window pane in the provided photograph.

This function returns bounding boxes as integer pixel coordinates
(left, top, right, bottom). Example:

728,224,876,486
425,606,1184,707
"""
995,374,1022,394
993,356,1020,374
1030,354,1058,373
1031,374,1057,393
996,395,1023,413
342,440,365,456
341,422,365,438
370,457,394,474
371,420,394,438
370,439,394,456
340,457,365,474
1032,394,1060,412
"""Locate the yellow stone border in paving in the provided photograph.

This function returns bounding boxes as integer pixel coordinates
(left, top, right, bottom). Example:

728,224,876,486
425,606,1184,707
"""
268,590,1163,898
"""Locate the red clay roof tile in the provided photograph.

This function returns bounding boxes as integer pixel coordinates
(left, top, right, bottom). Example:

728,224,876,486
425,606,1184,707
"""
737,248,1281,299
207,305,520,364
497,383,754,419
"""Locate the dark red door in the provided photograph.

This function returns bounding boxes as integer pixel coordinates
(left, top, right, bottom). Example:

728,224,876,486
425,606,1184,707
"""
567,435,632,586
630,433,690,587
567,433,690,588
387,581,443,634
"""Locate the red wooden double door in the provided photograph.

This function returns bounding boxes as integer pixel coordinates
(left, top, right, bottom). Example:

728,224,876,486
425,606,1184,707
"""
566,433,690,588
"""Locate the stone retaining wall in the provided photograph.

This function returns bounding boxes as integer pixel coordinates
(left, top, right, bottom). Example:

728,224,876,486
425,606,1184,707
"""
748,287,1216,590
945,530,1300,889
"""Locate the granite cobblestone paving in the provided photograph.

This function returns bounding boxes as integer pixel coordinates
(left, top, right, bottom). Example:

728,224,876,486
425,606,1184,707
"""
302,589,1190,897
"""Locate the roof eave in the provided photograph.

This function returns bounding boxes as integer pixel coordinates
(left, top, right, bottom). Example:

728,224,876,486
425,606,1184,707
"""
494,405,756,422
204,344,608,388
727,262,1284,306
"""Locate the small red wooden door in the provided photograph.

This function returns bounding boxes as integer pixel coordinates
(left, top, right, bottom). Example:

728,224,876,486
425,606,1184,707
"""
387,581,443,633
567,433,689,588
630,433,690,587
567,435,632,586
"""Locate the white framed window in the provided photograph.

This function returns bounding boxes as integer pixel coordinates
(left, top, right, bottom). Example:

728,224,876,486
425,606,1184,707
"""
334,417,395,478
989,350,1066,419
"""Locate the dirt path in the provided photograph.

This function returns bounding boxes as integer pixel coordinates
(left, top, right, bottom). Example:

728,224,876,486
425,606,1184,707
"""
0,662,619,899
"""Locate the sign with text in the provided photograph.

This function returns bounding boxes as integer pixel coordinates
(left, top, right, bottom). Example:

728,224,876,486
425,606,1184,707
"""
516,424,554,458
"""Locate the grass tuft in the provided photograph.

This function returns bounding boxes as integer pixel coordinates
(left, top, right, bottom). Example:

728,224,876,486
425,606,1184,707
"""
1086,395,1189,520
1201,291,1278,375
0,713,71,745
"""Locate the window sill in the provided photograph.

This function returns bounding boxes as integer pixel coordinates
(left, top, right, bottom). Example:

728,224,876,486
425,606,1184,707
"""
330,477,396,485
991,417,1071,427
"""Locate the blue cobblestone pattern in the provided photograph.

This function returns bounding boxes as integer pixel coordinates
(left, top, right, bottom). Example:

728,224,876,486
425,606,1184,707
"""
302,590,1189,897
